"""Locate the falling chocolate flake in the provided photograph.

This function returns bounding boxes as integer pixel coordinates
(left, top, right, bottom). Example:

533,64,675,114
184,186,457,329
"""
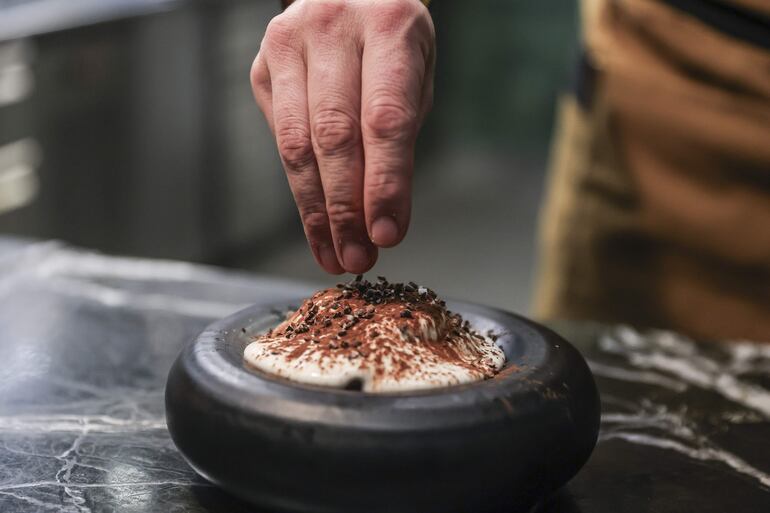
354,274,363,282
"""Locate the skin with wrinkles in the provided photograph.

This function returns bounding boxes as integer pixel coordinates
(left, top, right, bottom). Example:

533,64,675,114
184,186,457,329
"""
251,0,436,274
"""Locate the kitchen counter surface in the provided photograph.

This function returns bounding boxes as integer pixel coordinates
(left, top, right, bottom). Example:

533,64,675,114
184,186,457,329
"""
0,239,768,512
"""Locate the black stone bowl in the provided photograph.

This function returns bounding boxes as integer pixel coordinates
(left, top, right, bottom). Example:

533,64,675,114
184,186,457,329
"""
166,300,600,513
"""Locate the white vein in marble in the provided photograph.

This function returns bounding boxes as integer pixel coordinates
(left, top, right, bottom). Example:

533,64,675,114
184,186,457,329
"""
600,326,770,418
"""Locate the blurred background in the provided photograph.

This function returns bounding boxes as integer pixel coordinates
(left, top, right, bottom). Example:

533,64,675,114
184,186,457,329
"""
0,0,578,314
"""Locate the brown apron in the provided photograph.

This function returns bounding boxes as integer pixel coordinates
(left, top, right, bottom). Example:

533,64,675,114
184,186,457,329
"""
533,0,770,341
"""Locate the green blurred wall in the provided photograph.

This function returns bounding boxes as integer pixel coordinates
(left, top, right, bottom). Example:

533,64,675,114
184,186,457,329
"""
426,0,579,156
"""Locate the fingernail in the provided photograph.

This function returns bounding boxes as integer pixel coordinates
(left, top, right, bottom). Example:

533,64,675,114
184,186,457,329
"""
317,244,339,271
371,217,399,247
342,242,371,272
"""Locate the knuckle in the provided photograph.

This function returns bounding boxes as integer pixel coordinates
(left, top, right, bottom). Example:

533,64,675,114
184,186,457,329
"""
277,126,315,170
305,0,348,27
264,15,297,51
367,175,404,206
249,55,260,85
363,101,417,141
370,0,417,35
301,210,330,234
326,200,362,227
312,109,360,155
249,54,268,91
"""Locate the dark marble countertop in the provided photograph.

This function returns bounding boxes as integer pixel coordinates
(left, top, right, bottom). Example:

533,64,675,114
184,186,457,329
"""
0,239,768,512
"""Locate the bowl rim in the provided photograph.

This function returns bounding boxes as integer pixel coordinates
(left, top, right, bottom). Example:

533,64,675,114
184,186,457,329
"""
177,297,585,431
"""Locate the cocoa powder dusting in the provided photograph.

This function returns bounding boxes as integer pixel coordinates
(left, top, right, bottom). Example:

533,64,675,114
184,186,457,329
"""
245,275,506,390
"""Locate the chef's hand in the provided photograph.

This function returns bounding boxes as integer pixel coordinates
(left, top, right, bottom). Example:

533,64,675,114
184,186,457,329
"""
251,0,435,274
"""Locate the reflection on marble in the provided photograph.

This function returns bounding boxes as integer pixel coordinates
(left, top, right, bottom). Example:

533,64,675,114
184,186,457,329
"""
0,240,311,512
593,328,770,489
0,239,768,512
538,325,770,512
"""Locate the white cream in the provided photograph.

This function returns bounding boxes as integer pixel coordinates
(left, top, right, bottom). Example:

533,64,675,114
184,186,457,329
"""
243,285,506,393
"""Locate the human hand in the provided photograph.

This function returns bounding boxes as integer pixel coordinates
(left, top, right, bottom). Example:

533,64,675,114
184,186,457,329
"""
251,0,435,274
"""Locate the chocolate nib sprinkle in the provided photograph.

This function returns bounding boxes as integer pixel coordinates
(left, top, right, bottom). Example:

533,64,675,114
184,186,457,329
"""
249,276,503,388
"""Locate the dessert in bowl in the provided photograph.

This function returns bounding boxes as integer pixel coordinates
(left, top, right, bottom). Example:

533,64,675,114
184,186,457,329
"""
243,276,505,392
166,277,600,513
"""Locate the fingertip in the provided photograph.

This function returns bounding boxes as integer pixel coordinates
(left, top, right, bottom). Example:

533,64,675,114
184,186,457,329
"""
341,242,377,274
370,216,401,248
314,243,345,275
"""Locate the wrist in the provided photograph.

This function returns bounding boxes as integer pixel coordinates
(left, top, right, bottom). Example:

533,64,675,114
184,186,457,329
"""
281,0,431,10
